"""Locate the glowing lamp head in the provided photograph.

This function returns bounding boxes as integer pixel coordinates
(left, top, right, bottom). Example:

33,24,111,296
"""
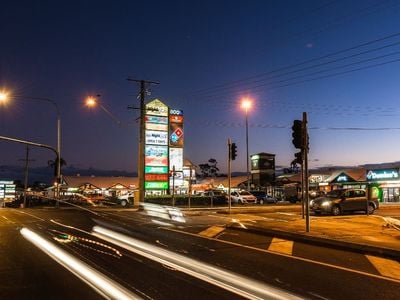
0,90,9,103
86,96,97,107
241,98,252,111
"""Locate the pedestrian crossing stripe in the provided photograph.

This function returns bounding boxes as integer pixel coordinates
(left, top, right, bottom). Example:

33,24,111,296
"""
198,226,225,238
268,238,294,255
366,255,400,280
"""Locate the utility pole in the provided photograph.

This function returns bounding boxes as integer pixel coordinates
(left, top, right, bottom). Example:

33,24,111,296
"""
127,78,159,205
303,112,310,232
228,138,232,214
18,145,35,208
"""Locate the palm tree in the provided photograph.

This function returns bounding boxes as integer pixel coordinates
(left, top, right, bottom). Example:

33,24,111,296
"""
47,157,67,176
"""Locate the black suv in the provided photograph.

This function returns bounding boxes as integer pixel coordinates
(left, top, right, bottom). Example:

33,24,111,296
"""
249,191,278,204
310,189,379,216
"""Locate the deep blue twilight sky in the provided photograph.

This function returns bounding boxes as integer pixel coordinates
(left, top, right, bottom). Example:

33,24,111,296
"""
1,0,400,174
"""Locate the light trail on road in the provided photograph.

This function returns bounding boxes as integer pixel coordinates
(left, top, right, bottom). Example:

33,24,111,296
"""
92,225,302,300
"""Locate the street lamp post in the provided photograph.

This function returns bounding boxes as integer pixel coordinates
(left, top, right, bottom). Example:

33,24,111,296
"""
241,99,252,191
0,91,62,200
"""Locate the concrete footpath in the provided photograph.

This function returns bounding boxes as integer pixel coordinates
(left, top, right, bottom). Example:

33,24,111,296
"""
221,207,400,260
182,204,400,259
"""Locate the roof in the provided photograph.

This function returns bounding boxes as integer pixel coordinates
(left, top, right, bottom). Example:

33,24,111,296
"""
63,176,138,189
195,176,248,188
323,168,366,183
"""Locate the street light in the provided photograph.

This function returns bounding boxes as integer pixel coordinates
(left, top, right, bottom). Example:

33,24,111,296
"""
0,90,62,200
241,98,252,191
85,95,122,126
0,90,9,103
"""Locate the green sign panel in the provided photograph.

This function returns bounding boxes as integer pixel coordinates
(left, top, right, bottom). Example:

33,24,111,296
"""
145,166,168,174
145,181,169,189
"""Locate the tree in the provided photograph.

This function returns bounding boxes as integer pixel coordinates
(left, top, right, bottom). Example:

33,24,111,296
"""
47,157,67,176
198,159,219,178
208,158,219,178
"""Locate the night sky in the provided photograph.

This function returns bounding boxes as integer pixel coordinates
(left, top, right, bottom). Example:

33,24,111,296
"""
1,0,400,175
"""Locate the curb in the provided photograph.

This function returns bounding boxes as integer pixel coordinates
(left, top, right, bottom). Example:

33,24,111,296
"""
227,224,400,260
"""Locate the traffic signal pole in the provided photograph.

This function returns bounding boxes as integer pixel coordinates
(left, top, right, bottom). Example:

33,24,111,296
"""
303,112,310,232
228,138,232,214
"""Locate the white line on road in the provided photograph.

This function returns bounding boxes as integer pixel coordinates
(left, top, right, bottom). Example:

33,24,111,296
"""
366,255,400,280
268,238,294,255
162,227,400,284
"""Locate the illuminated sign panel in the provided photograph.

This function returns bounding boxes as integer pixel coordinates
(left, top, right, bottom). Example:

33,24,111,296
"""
145,99,168,117
169,123,184,147
169,115,184,123
145,145,168,166
145,181,169,189
145,115,168,124
366,169,400,181
145,166,168,174
145,130,168,145
145,123,168,131
145,174,169,181
170,109,183,116
169,148,183,171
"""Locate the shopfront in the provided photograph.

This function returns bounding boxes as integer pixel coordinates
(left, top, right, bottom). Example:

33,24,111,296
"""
366,168,400,203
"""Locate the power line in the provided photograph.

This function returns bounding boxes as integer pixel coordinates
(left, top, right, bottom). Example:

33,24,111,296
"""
185,30,400,97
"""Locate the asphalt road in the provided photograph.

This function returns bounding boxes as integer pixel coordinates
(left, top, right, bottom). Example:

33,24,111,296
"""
0,207,399,299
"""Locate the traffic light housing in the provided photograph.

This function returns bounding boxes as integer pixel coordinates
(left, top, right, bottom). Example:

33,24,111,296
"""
231,143,237,160
294,151,302,165
292,120,303,149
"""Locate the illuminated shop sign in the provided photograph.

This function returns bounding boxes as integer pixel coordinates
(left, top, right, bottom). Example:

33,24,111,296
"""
145,181,169,189
169,115,184,123
145,123,168,131
145,145,168,159
169,148,183,171
145,174,169,181
145,156,168,167
332,172,356,183
145,115,168,124
366,169,399,181
145,99,168,117
169,123,184,147
170,109,183,116
145,130,168,145
145,166,169,174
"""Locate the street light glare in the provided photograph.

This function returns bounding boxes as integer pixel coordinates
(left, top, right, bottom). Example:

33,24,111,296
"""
86,96,97,107
0,90,9,103
241,99,252,111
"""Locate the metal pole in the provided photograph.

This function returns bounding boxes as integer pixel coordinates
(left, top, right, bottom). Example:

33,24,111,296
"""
139,81,145,204
172,165,175,207
23,146,30,208
228,138,232,214
301,155,305,219
188,167,192,209
246,109,250,190
56,115,61,202
303,112,310,232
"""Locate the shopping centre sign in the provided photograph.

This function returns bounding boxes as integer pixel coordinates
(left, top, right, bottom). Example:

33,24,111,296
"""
366,169,400,181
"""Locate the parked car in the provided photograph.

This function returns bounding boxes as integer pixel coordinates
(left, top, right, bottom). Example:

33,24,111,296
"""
202,190,228,205
230,190,257,204
310,189,379,216
249,191,278,204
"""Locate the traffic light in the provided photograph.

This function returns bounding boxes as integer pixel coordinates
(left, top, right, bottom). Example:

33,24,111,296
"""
231,143,237,160
292,120,303,149
294,151,302,165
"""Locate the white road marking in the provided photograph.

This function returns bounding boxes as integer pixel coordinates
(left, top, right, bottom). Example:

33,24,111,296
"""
162,227,400,284
366,255,400,280
199,226,225,238
93,226,301,300
2,216,16,223
268,238,294,255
